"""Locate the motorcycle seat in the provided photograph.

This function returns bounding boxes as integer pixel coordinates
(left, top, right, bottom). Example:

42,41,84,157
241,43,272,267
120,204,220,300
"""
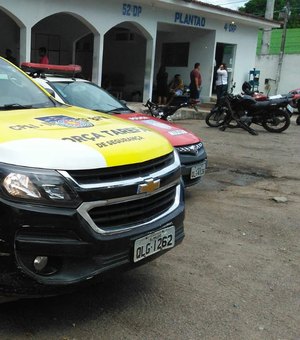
254,97,289,108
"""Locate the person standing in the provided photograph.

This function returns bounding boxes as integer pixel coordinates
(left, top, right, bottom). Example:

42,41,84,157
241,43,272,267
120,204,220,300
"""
189,62,202,101
156,65,168,105
38,47,49,64
215,63,228,104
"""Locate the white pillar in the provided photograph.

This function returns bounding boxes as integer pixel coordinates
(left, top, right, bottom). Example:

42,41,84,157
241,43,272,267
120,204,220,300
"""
143,36,155,102
92,33,103,85
19,26,31,63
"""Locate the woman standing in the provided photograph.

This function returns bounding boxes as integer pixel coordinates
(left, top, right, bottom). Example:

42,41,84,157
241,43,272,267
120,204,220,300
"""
215,63,228,104
156,65,168,105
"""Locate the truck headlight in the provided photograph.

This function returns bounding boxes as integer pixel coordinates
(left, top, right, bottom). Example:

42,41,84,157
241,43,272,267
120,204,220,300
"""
176,142,203,154
1,165,81,207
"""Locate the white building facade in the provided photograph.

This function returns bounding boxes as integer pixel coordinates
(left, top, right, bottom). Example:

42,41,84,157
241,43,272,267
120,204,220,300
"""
0,0,279,102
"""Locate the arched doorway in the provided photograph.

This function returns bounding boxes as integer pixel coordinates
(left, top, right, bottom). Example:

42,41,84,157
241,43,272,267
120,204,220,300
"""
31,13,97,80
103,22,150,102
75,33,94,81
0,8,21,64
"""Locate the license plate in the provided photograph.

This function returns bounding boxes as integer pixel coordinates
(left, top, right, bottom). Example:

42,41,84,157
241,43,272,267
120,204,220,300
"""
133,226,175,262
190,161,206,179
287,104,293,113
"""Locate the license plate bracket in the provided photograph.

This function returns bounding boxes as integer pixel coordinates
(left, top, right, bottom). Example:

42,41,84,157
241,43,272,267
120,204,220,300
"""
133,226,175,262
190,161,206,179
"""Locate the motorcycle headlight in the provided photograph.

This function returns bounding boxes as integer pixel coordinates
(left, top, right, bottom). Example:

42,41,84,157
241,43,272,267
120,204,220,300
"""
0,164,81,208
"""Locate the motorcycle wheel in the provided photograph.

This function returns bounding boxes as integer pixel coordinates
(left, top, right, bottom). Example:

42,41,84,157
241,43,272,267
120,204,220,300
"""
205,107,228,127
296,115,300,125
262,109,290,133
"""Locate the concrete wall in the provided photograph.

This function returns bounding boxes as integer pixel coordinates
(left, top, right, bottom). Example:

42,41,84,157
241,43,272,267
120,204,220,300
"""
255,54,300,95
0,0,280,101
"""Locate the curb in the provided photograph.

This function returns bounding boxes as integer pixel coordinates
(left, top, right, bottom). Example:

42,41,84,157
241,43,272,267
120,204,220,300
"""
168,107,210,120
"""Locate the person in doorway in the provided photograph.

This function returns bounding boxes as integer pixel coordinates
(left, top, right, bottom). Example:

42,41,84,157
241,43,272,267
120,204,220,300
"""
156,65,168,105
189,62,202,101
5,49,17,65
215,63,228,104
38,47,49,64
167,74,184,105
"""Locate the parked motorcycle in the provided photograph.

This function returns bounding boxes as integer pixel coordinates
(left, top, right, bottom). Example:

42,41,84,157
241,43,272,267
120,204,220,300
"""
205,83,236,128
144,99,189,120
206,91,292,135
242,81,299,117
288,88,300,124
165,85,202,112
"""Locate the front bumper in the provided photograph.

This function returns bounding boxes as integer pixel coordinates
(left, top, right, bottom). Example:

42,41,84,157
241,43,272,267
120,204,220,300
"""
178,146,208,187
0,185,184,297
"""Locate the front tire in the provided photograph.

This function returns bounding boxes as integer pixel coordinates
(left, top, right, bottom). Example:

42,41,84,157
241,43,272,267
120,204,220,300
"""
262,109,290,133
205,107,227,127
296,115,300,125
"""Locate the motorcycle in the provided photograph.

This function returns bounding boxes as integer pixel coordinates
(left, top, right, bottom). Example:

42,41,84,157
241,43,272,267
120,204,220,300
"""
206,91,292,135
144,99,190,121
205,83,236,128
288,88,300,125
242,81,299,117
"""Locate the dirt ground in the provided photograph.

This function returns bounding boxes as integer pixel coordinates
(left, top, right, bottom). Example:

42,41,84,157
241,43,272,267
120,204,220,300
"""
0,116,300,340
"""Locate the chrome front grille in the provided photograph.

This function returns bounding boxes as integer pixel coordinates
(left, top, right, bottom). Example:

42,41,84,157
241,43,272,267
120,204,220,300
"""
66,151,182,235
89,186,176,230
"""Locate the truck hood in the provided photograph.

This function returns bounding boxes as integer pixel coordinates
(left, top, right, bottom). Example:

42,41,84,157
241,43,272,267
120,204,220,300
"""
116,113,201,147
0,106,173,169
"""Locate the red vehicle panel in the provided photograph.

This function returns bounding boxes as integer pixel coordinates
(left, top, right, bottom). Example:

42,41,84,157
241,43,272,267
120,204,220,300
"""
117,112,201,147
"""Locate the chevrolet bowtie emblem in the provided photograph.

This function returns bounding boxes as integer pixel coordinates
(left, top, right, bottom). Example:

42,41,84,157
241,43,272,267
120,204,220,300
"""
137,179,160,194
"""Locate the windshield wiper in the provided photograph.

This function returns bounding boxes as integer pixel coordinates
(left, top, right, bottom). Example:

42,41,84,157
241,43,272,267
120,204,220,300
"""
104,107,132,113
0,103,33,110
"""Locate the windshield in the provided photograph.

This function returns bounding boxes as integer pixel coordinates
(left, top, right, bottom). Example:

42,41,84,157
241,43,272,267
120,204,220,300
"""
49,81,129,113
0,58,55,109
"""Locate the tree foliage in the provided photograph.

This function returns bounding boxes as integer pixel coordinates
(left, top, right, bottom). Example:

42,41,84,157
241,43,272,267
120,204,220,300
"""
239,0,300,28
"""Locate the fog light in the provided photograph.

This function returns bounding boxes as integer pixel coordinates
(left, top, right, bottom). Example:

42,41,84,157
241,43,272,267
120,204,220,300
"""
33,256,48,272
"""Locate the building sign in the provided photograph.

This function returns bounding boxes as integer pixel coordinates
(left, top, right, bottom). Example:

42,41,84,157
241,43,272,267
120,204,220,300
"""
174,12,206,27
122,3,142,17
224,23,237,32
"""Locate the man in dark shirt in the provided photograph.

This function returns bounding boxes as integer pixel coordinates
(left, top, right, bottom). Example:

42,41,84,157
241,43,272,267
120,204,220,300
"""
190,62,202,100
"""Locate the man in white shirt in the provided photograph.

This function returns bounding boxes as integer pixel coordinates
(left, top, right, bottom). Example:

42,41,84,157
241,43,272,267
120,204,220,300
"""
215,63,228,104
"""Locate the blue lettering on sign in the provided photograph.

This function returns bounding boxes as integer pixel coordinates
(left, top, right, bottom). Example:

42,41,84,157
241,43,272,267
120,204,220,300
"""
122,3,142,17
224,23,237,32
174,12,206,27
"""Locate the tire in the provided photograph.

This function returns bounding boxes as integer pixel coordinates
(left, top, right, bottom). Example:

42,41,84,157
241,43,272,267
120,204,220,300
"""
205,107,228,127
262,109,290,133
296,115,300,125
